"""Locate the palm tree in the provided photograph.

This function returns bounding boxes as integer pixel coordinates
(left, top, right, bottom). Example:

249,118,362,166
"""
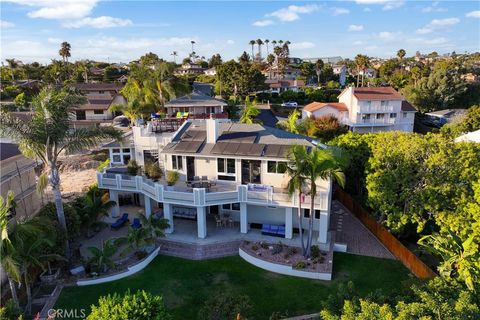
397,49,406,61
264,39,270,55
286,145,309,254
138,214,170,240
285,109,300,134
279,40,284,46
171,51,178,64
116,227,152,256
266,54,275,79
272,40,277,47
59,41,71,64
303,147,347,257
354,54,369,87
81,185,116,237
87,238,118,273
249,40,256,60
0,87,123,257
5,58,18,81
256,39,264,60
239,97,260,124
191,40,196,55
315,59,324,85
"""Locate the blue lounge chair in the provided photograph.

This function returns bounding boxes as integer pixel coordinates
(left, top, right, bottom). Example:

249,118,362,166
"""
261,224,286,237
131,218,142,229
111,213,129,230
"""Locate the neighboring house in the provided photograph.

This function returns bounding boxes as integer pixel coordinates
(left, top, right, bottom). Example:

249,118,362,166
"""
302,86,416,133
288,57,303,64
164,92,227,118
262,65,301,80
99,118,333,249
302,57,343,65
265,79,305,93
0,142,42,220
89,67,105,77
332,65,347,86
426,109,466,125
174,63,206,76
71,83,127,128
455,130,480,143
358,68,377,78
204,67,216,76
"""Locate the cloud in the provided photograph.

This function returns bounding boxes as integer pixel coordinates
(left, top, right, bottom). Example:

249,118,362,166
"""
466,11,480,18
353,0,404,11
252,19,274,27
355,0,390,3
407,37,449,46
376,31,402,42
226,39,235,45
6,0,99,20
47,37,62,44
290,41,315,50
333,7,350,16
363,7,372,12
348,24,364,31
63,16,132,28
382,1,404,11
416,17,460,34
267,4,320,22
353,40,363,45
0,20,15,28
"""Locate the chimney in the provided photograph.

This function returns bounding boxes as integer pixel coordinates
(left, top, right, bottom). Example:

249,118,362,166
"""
206,115,219,144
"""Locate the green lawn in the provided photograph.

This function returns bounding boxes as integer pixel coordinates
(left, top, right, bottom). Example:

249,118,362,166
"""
56,253,412,319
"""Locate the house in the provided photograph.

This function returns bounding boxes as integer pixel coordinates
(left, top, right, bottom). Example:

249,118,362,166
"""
204,67,216,76
174,62,206,76
302,86,416,133
164,92,227,118
426,109,466,125
302,57,343,65
288,57,303,64
265,79,305,93
455,130,480,143
332,65,347,86
0,142,42,220
98,118,334,250
358,68,377,78
262,65,301,80
71,83,127,128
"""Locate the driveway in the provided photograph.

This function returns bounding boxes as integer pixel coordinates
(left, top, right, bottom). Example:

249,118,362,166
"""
255,104,279,127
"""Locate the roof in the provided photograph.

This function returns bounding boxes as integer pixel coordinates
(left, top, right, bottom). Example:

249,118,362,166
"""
455,130,480,143
265,79,305,88
426,109,466,118
102,132,134,148
303,102,348,113
74,94,125,111
72,83,124,92
0,143,22,161
350,87,403,100
165,92,227,108
162,120,315,159
401,100,417,112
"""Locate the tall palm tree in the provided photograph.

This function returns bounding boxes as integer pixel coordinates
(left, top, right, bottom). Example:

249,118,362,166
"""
191,40,196,55
249,40,256,60
171,51,178,64
5,58,18,81
303,147,347,257
397,49,406,61
81,185,116,237
264,39,270,55
239,97,260,124
0,87,123,257
266,54,275,79
315,59,324,85
256,39,264,59
59,41,71,64
354,54,369,87
286,145,309,254
272,40,277,47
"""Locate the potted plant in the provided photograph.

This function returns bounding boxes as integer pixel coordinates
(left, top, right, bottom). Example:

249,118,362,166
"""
165,171,179,190
144,161,162,181
126,159,140,176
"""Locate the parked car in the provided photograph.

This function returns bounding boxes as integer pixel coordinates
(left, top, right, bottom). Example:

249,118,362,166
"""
281,101,298,107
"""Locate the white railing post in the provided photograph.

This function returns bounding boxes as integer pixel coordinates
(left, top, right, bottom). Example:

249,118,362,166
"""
115,174,122,189
156,184,164,202
238,185,248,202
193,188,206,206
135,176,143,191
96,172,104,188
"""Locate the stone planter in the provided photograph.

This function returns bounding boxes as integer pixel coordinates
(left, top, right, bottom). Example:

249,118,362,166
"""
40,268,60,283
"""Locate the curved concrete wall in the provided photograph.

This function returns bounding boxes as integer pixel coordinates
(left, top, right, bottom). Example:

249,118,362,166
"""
239,248,331,281
77,247,160,286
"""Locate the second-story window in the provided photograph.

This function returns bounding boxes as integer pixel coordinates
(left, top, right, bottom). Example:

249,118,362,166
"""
403,112,408,118
380,100,389,107
94,110,104,114
267,161,287,174
303,209,321,219
172,155,183,170
362,114,371,120
390,113,397,118
376,113,385,119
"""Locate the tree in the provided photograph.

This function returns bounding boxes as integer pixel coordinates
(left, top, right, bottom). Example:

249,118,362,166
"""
87,238,118,273
249,40,255,59
256,38,264,59
139,52,160,66
208,54,222,68
286,145,309,254
58,41,71,64
0,86,123,256
264,39,270,55
239,97,260,124
277,109,300,134
216,60,267,97
138,214,170,240
397,48,406,61
301,115,348,142
87,290,171,320
116,227,152,256
171,51,178,64
354,54,369,87
238,51,250,64
315,59,324,85
80,185,116,237
5,59,19,81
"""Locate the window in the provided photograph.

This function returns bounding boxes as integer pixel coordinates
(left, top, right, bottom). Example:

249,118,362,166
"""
206,107,215,114
362,114,371,120
123,148,131,153
94,110,104,115
363,101,371,108
303,209,321,219
223,203,240,211
217,158,235,174
267,161,287,174
403,112,408,118
112,148,120,153
390,113,397,118
98,91,104,94
218,175,236,181
113,155,121,163
172,155,183,170
376,113,385,119
380,100,389,107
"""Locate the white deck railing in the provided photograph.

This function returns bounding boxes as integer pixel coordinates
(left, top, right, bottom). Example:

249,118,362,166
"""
97,172,329,210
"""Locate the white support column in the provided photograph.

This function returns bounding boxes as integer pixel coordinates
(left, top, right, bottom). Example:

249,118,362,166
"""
285,207,293,239
144,195,152,219
164,203,174,233
240,203,248,234
197,206,207,239
109,190,119,218
317,211,329,244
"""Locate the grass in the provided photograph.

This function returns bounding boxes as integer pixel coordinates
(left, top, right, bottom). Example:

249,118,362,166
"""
55,253,413,319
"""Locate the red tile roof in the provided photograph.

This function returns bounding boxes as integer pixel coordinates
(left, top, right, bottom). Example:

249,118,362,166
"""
352,87,403,100
303,102,348,112
401,100,417,112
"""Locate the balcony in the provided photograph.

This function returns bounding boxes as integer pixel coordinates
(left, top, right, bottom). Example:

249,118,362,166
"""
97,172,329,210
347,117,395,127
359,105,394,113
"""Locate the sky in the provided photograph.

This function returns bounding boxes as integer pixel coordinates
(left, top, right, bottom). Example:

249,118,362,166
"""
1,0,479,64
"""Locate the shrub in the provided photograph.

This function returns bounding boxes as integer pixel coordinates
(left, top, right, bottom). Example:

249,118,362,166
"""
260,241,269,249
293,261,306,269
92,151,109,162
311,245,320,259
272,242,283,255
126,159,140,175
144,162,162,181
198,292,252,320
87,290,171,320
251,245,259,251
0,300,24,320
165,171,179,186
37,202,81,241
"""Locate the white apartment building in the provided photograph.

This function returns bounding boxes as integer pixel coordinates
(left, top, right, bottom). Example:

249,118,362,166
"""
302,86,416,133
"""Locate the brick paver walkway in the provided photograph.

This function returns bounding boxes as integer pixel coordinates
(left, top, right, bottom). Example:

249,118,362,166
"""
330,201,395,260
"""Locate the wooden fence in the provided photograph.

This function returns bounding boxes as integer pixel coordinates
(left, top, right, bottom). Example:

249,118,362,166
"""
335,187,436,279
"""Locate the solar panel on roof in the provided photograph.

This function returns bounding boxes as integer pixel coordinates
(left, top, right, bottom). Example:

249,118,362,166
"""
264,144,281,157
236,143,252,156
174,141,189,152
247,144,265,156
182,130,206,141
211,142,229,154
223,143,241,155
218,131,257,143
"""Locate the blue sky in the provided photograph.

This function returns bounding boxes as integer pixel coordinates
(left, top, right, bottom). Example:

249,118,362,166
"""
1,1,479,64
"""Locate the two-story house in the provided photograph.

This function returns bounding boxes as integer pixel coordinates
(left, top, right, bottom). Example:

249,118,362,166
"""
98,118,334,250
174,63,206,76
302,86,416,133
71,83,127,128
165,92,228,119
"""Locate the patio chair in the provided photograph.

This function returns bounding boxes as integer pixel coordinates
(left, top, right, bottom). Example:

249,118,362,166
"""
131,218,142,229
228,217,234,228
201,175,208,181
111,213,129,230
193,176,200,181
215,215,222,228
